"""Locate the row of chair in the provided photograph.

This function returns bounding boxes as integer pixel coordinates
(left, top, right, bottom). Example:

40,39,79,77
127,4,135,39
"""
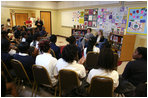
2,58,114,97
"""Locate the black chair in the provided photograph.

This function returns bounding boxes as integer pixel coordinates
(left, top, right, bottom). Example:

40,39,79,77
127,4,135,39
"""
85,51,99,71
32,65,57,96
58,69,80,96
88,76,113,97
1,60,13,81
10,59,34,96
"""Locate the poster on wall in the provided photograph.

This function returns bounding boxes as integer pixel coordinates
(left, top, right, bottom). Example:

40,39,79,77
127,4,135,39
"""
97,7,128,33
84,8,98,27
126,7,147,35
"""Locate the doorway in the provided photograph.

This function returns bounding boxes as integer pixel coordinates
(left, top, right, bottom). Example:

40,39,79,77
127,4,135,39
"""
15,13,28,26
40,11,51,34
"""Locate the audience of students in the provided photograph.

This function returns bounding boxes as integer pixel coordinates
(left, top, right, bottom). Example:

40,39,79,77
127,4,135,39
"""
35,40,58,86
1,23,147,97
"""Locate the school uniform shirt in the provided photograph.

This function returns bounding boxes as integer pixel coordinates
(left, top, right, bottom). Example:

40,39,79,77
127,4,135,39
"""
55,58,69,75
30,41,39,49
13,53,34,80
35,53,58,86
83,46,100,58
87,68,119,88
122,59,147,86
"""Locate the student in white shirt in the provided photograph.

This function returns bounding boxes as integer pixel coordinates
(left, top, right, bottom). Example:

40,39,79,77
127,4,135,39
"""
30,33,40,49
35,40,57,86
55,45,86,80
83,36,100,58
87,48,119,89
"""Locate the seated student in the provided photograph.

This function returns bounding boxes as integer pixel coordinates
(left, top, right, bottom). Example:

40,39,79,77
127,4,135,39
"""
40,27,47,37
1,38,13,70
83,36,100,58
35,40,57,86
81,28,94,49
122,47,147,87
28,46,39,62
66,36,82,59
55,45,86,81
13,42,34,80
50,34,61,59
30,33,40,49
9,41,18,56
86,48,119,89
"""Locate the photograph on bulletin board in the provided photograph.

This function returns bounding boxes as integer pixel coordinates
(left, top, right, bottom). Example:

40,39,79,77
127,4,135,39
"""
126,7,147,35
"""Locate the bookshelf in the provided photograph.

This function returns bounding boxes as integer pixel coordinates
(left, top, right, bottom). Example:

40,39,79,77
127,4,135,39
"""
109,33,136,61
72,28,87,40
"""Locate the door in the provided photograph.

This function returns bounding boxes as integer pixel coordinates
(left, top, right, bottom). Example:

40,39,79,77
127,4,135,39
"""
15,13,28,26
40,11,51,34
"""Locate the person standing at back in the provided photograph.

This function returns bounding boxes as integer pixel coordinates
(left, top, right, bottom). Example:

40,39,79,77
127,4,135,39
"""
35,17,43,31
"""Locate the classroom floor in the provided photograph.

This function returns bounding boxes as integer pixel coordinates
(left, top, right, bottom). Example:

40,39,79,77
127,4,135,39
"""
16,36,128,97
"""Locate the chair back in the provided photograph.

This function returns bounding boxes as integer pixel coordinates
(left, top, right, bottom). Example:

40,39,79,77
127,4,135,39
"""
1,60,13,80
59,69,80,96
10,59,31,84
89,76,113,97
50,49,56,58
85,52,99,71
32,65,52,86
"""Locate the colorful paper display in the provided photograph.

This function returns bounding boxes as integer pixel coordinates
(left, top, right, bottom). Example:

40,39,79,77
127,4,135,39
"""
126,7,147,35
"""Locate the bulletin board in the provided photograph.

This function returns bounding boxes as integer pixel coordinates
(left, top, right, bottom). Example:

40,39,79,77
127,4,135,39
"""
61,10,84,27
126,7,147,35
97,7,128,33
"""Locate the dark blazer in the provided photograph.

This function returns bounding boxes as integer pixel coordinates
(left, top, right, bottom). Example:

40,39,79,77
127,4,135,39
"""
1,52,13,69
50,42,61,59
13,53,35,80
122,59,147,86
96,35,105,42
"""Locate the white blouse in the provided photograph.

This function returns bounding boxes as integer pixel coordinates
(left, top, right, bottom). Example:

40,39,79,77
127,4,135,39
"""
84,46,100,58
87,68,119,88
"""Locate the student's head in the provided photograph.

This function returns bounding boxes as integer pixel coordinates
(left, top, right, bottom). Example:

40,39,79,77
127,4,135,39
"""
66,36,76,45
133,47,147,60
50,34,57,43
102,41,111,49
1,38,10,52
62,44,78,63
97,48,115,71
28,46,39,57
87,28,92,33
86,36,97,54
98,29,103,36
18,42,29,53
7,18,10,22
38,40,50,53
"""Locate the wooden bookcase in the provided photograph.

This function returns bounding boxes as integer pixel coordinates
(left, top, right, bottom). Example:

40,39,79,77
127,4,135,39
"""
72,28,87,40
109,33,136,61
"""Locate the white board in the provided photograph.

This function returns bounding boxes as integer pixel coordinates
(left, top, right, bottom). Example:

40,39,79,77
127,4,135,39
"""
61,11,73,27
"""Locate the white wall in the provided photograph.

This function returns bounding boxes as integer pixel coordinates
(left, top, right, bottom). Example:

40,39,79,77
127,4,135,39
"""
1,1,58,9
57,1,119,9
